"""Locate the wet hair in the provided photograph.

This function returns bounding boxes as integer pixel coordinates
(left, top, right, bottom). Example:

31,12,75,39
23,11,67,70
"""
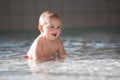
39,11,60,25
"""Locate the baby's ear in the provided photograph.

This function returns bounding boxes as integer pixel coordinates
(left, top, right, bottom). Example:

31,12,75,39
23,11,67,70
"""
38,25,43,32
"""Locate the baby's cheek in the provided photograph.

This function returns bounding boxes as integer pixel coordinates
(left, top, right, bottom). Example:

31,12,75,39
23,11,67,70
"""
58,31,61,35
47,29,52,33
45,29,51,34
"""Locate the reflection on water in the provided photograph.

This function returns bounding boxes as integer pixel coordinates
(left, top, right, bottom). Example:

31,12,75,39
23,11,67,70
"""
0,31,120,80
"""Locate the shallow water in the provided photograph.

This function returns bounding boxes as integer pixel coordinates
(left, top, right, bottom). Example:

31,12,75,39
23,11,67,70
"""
0,30,120,80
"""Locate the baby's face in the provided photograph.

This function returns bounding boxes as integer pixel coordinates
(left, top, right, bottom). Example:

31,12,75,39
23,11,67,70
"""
43,18,61,40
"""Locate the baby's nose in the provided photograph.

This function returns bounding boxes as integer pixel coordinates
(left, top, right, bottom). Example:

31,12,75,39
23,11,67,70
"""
53,27,58,30
55,28,60,31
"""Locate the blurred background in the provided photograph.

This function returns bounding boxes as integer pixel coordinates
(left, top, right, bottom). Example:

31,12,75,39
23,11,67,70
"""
0,0,120,32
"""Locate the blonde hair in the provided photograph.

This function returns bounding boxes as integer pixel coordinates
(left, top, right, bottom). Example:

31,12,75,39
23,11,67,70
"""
39,11,60,25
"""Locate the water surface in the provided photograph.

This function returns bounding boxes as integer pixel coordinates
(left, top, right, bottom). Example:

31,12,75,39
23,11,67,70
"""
0,29,120,80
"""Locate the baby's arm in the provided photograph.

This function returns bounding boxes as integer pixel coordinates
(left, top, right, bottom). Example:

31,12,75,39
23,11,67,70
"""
27,36,43,62
57,39,68,59
57,39,71,62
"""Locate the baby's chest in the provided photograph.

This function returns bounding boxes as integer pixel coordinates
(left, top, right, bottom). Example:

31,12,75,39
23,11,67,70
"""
43,44,58,54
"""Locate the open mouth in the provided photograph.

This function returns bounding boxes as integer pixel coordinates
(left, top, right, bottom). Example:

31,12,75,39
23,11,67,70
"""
52,33,57,37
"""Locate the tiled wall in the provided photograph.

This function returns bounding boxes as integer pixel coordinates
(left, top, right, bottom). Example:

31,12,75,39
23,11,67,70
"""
0,0,120,31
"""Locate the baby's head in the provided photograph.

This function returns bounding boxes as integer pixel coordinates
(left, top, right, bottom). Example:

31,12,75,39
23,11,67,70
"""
39,11,60,25
38,11,61,40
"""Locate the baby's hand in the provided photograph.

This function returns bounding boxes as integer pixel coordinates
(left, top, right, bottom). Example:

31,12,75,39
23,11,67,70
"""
63,56,71,63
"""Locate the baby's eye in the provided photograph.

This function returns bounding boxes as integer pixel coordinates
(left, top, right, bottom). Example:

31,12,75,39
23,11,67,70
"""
50,26,54,28
57,26,60,29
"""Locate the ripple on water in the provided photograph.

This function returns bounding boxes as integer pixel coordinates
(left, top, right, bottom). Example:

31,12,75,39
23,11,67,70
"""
0,33,120,80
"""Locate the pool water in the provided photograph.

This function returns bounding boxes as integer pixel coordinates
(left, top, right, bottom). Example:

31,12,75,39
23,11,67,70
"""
0,29,120,80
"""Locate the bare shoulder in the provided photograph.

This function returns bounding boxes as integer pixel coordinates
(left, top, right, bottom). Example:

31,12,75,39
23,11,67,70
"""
56,38,63,44
34,35,43,44
36,35,43,42
27,35,42,54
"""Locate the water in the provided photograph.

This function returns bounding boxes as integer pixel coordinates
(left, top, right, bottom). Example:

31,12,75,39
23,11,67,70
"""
0,29,120,80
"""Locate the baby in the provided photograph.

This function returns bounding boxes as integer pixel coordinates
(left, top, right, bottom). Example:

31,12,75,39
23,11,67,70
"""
25,11,68,63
